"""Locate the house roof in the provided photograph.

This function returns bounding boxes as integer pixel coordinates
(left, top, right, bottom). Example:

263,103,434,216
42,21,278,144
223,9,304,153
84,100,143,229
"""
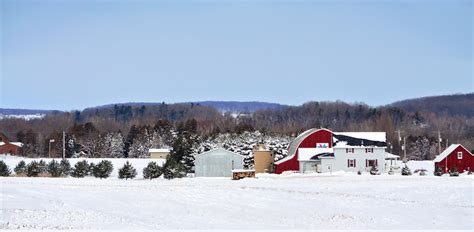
333,132,387,148
333,132,386,142
385,152,400,159
10,142,23,147
433,144,472,162
298,148,334,161
196,148,241,158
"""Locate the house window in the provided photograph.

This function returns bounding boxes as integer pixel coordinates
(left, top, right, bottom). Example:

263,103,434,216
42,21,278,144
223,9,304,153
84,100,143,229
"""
366,159,378,167
365,148,374,153
346,148,354,153
457,152,462,159
347,159,356,168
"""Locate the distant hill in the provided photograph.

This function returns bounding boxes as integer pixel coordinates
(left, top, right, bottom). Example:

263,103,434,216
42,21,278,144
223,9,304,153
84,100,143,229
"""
389,93,474,118
0,108,60,115
88,101,287,113
190,101,287,113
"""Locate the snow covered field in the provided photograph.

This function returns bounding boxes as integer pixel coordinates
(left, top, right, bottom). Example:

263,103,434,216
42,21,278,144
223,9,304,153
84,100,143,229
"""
1,173,472,230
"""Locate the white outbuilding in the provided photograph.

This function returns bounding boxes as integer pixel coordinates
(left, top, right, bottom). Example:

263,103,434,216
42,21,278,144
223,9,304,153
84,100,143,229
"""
194,148,244,177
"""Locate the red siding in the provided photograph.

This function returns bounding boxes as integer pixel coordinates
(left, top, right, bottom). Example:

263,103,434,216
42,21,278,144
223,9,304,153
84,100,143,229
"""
275,129,333,174
435,145,474,173
0,144,21,155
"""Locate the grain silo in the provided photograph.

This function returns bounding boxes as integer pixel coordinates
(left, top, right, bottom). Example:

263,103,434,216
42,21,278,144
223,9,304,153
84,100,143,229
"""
253,144,274,173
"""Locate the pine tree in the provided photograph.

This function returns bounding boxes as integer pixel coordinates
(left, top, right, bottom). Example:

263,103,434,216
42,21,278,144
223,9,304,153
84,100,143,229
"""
59,159,71,176
88,163,96,176
118,161,137,180
369,166,379,175
128,127,152,158
92,160,113,179
449,167,459,177
162,157,186,179
102,132,125,158
38,160,48,174
171,133,197,172
143,161,163,180
72,160,89,178
434,166,443,176
48,160,62,177
14,160,27,176
0,160,11,177
401,164,412,176
27,161,41,177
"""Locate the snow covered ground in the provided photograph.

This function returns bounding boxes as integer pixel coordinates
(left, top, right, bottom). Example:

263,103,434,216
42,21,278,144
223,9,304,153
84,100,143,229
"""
1,172,472,230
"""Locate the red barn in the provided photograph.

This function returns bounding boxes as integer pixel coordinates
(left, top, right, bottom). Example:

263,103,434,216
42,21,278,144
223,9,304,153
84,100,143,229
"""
0,133,23,155
274,128,333,174
434,144,474,173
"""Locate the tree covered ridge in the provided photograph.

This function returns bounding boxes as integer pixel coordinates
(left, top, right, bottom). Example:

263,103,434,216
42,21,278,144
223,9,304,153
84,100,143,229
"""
1,97,473,163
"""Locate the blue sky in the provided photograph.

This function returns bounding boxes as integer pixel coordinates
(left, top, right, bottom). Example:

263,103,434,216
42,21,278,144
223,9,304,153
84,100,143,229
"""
1,0,472,110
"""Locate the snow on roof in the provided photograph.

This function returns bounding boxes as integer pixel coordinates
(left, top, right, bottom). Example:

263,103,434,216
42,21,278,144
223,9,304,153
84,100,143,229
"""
385,152,400,159
433,144,472,162
333,132,386,142
10,142,23,147
0,142,23,147
298,148,334,161
148,148,170,153
196,148,241,157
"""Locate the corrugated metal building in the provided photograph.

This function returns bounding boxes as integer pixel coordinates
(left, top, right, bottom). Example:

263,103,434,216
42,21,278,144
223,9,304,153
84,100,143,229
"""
194,148,244,177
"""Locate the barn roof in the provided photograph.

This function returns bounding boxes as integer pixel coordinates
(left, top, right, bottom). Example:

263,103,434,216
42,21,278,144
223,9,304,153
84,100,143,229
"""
275,128,328,165
433,144,472,162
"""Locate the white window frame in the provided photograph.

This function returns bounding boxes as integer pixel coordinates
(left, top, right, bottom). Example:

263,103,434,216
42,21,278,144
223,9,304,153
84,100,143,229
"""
457,152,462,159
346,148,354,153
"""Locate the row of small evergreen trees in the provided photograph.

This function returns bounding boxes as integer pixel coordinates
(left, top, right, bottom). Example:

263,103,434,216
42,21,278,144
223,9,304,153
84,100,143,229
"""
0,158,186,180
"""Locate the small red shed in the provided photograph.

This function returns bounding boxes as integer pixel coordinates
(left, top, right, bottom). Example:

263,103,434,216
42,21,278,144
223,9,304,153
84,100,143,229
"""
434,144,474,173
0,133,23,155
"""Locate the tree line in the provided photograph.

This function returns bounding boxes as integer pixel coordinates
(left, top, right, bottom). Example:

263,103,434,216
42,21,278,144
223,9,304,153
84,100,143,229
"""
1,101,473,162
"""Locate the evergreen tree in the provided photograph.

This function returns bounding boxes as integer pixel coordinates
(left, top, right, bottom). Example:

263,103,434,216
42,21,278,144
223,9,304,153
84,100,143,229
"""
128,127,153,158
38,160,48,174
401,164,412,176
0,160,11,176
59,159,71,176
72,160,89,178
102,132,125,158
162,157,186,179
48,160,62,177
143,161,163,180
369,166,379,175
27,161,41,177
388,167,394,175
118,161,137,180
92,160,113,179
171,133,197,172
434,166,443,176
88,163,96,176
14,160,27,175
449,167,459,177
